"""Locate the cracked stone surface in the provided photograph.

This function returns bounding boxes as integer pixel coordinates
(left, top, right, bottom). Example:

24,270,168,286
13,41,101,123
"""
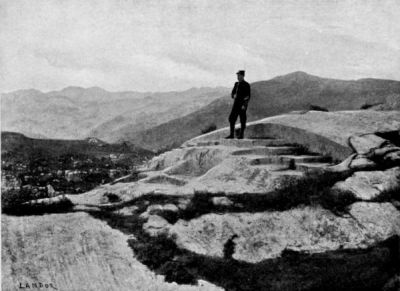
1,213,223,291
332,167,400,200
168,203,400,263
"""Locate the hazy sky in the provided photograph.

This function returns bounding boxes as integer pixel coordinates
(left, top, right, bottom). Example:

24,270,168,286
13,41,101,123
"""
1,0,399,92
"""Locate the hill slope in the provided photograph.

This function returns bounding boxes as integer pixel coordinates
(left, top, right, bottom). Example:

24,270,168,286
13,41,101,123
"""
1,132,155,197
1,131,153,162
129,72,400,151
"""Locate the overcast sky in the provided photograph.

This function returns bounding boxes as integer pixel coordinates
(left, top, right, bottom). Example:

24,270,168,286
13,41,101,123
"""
1,0,399,92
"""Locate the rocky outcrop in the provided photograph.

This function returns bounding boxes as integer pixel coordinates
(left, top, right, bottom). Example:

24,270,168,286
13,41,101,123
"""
168,202,400,263
143,215,170,236
349,133,388,155
6,111,400,291
332,167,400,200
189,110,400,160
1,212,223,291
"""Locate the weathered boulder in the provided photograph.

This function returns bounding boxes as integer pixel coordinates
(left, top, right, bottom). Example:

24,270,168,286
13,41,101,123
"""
332,167,400,200
349,202,400,237
163,203,179,213
139,204,164,220
140,203,180,220
373,146,400,158
382,149,400,165
349,134,387,155
143,215,170,236
169,204,400,263
348,156,377,170
177,198,191,210
114,205,139,216
326,142,399,173
211,196,234,207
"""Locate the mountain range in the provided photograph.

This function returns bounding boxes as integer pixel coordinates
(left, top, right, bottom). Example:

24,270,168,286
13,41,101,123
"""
1,86,229,140
2,72,399,152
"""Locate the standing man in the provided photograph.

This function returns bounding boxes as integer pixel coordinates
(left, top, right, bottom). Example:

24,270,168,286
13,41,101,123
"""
226,70,251,139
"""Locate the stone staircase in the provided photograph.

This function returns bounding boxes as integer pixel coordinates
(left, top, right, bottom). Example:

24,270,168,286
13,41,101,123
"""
131,137,334,191
105,136,336,198
184,137,333,175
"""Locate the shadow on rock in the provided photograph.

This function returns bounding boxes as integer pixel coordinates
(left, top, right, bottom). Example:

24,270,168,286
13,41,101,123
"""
88,209,400,291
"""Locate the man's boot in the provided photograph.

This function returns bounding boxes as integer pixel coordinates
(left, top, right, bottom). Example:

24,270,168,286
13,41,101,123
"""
238,127,245,139
225,123,235,139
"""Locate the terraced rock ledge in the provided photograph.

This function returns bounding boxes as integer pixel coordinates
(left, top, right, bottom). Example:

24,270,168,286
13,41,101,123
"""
3,111,400,291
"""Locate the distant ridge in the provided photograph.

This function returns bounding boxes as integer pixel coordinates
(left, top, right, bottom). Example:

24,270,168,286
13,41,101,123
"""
272,71,322,81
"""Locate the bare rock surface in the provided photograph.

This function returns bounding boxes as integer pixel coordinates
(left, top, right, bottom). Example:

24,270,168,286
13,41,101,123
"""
8,111,400,291
189,110,400,160
63,111,399,208
147,146,232,175
349,202,400,237
347,156,377,170
1,213,222,291
67,142,326,205
169,204,400,263
143,215,171,236
211,196,234,207
349,134,388,154
190,157,305,195
332,167,400,200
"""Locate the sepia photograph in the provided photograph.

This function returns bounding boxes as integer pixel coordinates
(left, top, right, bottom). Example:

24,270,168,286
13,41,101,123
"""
1,0,400,290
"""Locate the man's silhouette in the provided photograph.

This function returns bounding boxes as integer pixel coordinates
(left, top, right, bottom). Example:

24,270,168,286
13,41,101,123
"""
226,70,251,139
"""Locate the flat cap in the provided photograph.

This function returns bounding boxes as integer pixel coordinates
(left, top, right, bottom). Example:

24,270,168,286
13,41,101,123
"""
236,70,245,76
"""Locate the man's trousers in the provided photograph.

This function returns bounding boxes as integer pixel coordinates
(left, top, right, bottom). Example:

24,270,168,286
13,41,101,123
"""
228,103,247,136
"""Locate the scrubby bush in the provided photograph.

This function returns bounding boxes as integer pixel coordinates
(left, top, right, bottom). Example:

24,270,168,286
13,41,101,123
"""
103,192,121,203
2,195,73,215
1,188,35,211
201,123,217,134
360,102,383,110
309,104,328,112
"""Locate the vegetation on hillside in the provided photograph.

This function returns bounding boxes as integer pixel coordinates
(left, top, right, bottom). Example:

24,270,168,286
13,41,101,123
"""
1,132,154,212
